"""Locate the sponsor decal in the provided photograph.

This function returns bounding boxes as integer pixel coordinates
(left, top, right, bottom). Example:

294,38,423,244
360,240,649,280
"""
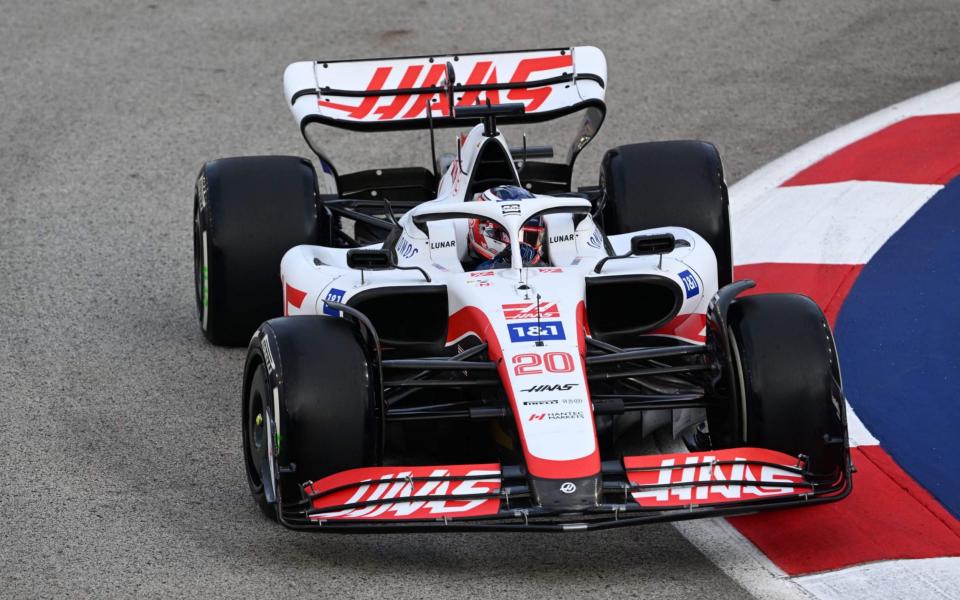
430,240,456,250
528,411,585,421
512,351,575,376
500,203,521,216
259,333,275,374
521,383,579,393
322,288,346,316
625,448,812,508
396,237,419,259
306,465,500,520
319,54,574,120
560,482,577,494
678,269,700,299
503,301,559,320
507,321,566,343
587,229,603,249
471,270,495,278
196,174,208,211
521,397,583,406
549,234,574,244
537,267,563,273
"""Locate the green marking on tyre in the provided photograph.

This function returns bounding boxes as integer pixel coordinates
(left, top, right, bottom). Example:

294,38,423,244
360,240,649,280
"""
201,265,209,307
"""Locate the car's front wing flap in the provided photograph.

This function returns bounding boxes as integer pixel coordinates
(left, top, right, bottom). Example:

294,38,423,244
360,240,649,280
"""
274,447,851,532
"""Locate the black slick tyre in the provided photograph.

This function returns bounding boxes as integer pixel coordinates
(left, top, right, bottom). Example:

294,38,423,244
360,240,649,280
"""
193,156,322,346
242,316,380,519
599,141,733,286
716,293,847,479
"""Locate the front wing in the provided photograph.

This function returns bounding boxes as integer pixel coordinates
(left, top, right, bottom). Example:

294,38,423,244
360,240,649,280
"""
274,447,851,532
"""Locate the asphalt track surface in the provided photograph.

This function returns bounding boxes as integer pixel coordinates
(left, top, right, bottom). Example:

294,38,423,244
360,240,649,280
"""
2,2,959,598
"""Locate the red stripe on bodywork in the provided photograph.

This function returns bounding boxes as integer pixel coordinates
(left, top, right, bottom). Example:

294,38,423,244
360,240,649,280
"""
401,64,448,119
285,283,307,309
783,113,960,186
729,445,960,575
447,306,600,479
576,299,590,338
456,61,501,107
650,313,706,343
319,66,391,119
734,263,863,327
506,54,573,112
373,65,424,120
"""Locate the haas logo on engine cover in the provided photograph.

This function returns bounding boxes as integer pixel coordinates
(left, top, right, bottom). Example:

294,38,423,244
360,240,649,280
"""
503,302,560,320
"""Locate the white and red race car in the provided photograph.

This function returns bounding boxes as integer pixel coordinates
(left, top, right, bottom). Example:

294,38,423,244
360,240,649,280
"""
192,47,851,531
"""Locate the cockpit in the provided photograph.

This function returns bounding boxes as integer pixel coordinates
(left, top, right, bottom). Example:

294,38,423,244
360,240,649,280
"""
464,186,549,270
404,189,598,274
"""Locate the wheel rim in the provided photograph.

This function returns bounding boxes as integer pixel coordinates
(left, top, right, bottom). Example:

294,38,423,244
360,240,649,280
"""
245,383,267,491
727,326,749,443
193,194,205,325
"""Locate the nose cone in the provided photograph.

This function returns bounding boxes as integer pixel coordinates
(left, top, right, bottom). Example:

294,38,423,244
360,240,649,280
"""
529,474,601,511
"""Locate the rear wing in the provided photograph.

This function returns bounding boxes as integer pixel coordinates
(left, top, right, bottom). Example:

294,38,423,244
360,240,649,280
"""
283,47,607,132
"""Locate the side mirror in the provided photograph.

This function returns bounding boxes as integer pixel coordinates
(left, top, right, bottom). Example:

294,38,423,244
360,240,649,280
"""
631,233,676,256
346,247,433,283
594,233,680,274
346,249,394,270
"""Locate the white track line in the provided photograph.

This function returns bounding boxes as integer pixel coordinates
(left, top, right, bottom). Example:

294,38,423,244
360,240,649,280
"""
673,515,814,599
654,434,812,599
845,405,879,448
733,181,941,265
794,557,960,600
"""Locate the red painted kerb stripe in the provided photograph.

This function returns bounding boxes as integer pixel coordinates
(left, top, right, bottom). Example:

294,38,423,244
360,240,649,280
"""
783,113,960,186
729,446,960,575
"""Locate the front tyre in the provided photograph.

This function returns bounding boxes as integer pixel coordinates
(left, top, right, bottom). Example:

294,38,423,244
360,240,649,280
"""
242,316,381,519
711,293,847,479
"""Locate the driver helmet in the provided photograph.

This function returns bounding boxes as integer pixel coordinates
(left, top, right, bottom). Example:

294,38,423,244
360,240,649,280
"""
467,186,545,266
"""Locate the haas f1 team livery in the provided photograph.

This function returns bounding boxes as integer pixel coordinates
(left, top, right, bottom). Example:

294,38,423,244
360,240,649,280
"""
192,47,852,531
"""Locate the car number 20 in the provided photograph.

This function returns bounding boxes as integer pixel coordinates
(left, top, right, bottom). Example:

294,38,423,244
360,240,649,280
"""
512,351,575,376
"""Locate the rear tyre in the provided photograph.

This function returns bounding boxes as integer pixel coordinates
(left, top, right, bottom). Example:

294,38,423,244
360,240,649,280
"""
194,156,322,346
713,294,846,478
242,316,380,518
599,141,733,286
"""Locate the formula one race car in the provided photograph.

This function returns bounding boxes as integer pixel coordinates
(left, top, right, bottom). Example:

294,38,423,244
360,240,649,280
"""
192,47,851,531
